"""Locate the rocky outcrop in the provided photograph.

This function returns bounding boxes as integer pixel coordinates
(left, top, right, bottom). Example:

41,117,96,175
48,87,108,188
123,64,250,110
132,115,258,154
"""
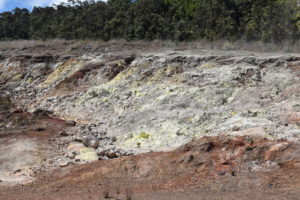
1,49,300,155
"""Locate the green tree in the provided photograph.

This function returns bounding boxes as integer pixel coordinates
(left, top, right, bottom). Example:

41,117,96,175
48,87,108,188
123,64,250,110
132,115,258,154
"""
0,0,299,42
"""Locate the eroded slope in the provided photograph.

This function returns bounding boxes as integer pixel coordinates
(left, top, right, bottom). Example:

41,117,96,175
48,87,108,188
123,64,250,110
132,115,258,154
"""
1,49,299,154
0,47,300,196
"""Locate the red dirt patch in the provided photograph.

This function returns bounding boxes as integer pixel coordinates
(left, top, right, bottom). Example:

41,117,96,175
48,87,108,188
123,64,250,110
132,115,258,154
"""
1,136,300,199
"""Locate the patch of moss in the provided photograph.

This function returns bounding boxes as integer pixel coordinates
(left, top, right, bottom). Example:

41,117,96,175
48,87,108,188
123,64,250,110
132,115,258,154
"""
138,132,150,139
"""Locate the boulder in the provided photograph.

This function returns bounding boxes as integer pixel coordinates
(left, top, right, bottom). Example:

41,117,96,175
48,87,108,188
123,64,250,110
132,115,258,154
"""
96,148,106,157
106,151,119,159
83,137,99,148
90,139,99,148
82,137,92,147
66,152,76,159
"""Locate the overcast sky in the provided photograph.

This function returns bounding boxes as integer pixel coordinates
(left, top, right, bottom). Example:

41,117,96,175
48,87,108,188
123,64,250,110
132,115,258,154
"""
0,0,76,12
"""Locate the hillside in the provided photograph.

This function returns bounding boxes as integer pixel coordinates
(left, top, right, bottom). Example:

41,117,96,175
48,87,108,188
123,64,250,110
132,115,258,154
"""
0,42,300,199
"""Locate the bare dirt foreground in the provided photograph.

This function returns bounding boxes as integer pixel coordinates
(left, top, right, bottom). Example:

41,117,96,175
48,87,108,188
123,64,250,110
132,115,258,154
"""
0,109,66,185
1,132,300,199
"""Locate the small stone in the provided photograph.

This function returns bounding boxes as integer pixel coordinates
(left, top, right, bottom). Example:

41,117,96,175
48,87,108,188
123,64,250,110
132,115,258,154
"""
125,150,134,156
82,137,92,147
66,120,76,126
96,149,106,157
176,129,184,136
58,159,71,167
14,169,22,173
36,127,45,132
59,162,70,167
66,152,75,159
184,154,194,163
59,130,68,137
100,131,107,135
48,160,54,164
82,137,99,148
0,179,3,182
232,126,240,132
118,150,128,156
90,139,99,148
74,136,83,142
111,136,117,142
106,151,118,159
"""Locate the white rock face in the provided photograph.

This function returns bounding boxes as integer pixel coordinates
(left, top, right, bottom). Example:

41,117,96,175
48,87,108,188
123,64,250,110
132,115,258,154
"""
1,50,300,153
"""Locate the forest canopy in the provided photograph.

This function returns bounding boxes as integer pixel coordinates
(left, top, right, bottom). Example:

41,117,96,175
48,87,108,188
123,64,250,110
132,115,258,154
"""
0,0,300,42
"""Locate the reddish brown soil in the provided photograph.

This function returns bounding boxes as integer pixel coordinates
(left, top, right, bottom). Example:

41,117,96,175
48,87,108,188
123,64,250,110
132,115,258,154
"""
1,135,300,200
0,110,67,186
0,110,66,138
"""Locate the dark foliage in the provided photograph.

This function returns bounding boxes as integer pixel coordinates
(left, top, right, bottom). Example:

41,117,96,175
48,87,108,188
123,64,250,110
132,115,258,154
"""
0,0,300,42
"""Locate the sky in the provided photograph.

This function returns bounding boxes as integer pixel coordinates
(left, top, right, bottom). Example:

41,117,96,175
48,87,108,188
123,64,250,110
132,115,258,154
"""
0,0,70,12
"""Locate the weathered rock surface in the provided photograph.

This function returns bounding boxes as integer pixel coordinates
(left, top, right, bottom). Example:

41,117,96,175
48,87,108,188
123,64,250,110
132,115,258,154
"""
0,49,299,155
0,44,300,198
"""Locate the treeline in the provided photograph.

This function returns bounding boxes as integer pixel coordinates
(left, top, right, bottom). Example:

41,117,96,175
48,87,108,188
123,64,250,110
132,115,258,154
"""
0,0,300,42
